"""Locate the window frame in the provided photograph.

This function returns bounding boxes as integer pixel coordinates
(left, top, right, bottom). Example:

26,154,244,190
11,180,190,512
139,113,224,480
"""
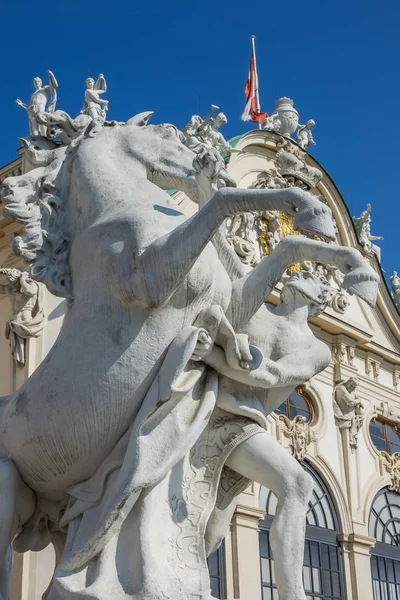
369,417,400,455
207,542,227,599
275,387,315,425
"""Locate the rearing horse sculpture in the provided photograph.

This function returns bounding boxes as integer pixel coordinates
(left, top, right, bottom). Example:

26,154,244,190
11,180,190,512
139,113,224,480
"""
0,113,378,600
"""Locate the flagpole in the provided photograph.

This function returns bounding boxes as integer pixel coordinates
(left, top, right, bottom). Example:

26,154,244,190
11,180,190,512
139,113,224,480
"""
251,35,262,130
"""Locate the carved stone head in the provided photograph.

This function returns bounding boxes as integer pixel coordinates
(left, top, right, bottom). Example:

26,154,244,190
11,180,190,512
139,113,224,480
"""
282,270,332,315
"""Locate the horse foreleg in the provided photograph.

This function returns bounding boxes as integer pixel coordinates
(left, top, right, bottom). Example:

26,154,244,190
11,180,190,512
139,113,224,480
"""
0,455,35,600
132,187,335,308
229,235,378,330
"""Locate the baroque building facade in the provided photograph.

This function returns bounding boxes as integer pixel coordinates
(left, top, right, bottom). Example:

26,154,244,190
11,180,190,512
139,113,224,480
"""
0,128,399,600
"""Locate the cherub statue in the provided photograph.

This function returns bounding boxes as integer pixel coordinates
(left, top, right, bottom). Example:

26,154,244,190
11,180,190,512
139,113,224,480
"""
334,377,364,450
0,268,45,365
261,210,281,252
81,74,109,123
353,203,384,258
226,212,261,265
182,105,235,158
390,271,400,310
16,71,58,138
296,119,316,151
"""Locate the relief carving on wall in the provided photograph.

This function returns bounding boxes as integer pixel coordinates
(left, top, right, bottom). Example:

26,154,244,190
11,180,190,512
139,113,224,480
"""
381,452,400,493
279,414,311,462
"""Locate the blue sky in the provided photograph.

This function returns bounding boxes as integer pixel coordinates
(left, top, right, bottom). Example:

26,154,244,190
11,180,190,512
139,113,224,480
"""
0,0,398,281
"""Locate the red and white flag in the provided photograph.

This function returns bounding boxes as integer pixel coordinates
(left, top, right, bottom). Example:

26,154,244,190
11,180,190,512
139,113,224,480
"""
241,46,268,125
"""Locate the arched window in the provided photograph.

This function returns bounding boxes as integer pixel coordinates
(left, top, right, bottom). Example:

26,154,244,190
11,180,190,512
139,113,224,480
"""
369,487,400,600
369,418,400,454
259,463,345,599
207,543,226,599
275,387,314,423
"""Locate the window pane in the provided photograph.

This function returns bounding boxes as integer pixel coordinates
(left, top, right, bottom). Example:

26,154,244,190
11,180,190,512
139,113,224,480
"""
304,540,310,566
312,568,321,593
329,545,339,571
276,402,287,415
331,572,341,597
261,558,271,584
303,566,312,592
371,435,387,452
387,560,395,583
289,392,309,412
260,531,270,558
388,442,400,454
322,569,332,596
321,544,330,570
371,556,379,580
370,421,385,438
387,426,400,445
310,542,320,567
263,588,271,600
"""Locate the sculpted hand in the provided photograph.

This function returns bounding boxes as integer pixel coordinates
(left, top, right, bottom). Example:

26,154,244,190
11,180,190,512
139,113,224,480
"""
191,330,213,362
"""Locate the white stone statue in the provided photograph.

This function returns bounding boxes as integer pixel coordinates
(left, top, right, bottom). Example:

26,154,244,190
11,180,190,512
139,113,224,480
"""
182,105,235,157
390,271,400,310
296,119,316,151
334,377,365,451
280,414,311,461
0,268,45,365
226,211,261,265
0,105,379,600
16,71,58,138
381,451,400,493
262,210,281,252
264,97,299,137
353,203,383,259
81,74,109,123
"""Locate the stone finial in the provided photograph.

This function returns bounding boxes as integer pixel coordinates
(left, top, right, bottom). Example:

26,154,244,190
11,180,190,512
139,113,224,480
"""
280,414,311,461
334,377,364,451
264,97,299,137
0,268,45,365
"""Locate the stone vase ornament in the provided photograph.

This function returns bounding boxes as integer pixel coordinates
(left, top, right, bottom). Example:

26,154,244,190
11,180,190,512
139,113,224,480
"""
264,97,299,137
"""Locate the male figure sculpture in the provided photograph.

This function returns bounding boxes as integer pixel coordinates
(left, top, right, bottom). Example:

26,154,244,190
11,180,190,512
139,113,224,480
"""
16,71,58,138
81,74,108,122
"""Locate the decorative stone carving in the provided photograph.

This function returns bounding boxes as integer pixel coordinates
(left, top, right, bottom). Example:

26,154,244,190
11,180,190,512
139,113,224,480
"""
390,271,400,311
276,140,323,190
334,377,364,451
393,368,400,391
81,74,108,123
0,90,380,600
182,105,235,159
0,268,45,365
346,346,356,367
365,355,380,381
381,452,400,493
296,120,316,151
16,71,58,138
279,414,311,461
226,212,262,266
353,203,383,260
264,97,299,137
332,340,347,365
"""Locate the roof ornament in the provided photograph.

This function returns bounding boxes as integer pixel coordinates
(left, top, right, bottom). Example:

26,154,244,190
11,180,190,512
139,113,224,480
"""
264,97,316,153
353,203,384,260
390,271,400,311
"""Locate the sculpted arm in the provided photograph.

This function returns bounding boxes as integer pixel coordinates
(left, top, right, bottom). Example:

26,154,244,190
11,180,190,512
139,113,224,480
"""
130,187,327,307
229,235,377,330
203,341,331,389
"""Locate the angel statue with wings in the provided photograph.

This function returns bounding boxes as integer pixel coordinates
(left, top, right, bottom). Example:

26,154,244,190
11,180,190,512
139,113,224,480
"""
16,70,58,138
82,74,109,123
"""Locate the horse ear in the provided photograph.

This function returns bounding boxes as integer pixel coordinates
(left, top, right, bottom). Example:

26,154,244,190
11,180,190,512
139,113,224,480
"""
126,111,154,127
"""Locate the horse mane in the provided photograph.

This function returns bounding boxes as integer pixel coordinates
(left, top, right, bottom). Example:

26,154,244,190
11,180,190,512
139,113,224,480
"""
1,142,74,303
